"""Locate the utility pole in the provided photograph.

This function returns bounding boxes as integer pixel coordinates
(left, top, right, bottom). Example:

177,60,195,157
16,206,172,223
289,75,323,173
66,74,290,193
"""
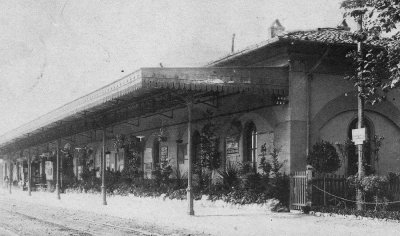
355,8,366,211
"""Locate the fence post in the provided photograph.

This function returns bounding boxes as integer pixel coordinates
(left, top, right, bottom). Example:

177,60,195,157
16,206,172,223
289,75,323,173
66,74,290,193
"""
289,173,294,210
306,165,314,208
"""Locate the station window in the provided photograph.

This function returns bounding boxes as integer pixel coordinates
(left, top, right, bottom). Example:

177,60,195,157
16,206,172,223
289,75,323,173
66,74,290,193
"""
243,121,257,169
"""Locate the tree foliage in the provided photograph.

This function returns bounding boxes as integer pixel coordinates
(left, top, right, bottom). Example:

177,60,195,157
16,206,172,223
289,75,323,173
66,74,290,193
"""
341,0,400,104
120,135,142,182
199,117,221,171
307,141,341,174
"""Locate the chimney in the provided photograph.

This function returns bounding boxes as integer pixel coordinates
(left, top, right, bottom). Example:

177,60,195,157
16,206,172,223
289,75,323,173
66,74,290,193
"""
231,33,236,53
270,19,285,38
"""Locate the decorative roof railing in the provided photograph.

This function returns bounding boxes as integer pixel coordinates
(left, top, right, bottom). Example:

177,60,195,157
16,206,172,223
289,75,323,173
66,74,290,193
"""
0,67,288,148
0,69,143,145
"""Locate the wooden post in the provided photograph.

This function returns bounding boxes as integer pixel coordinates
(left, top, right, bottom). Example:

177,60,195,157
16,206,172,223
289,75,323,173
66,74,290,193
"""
289,174,294,211
56,139,61,199
101,127,107,205
186,101,194,215
28,149,31,196
306,165,313,208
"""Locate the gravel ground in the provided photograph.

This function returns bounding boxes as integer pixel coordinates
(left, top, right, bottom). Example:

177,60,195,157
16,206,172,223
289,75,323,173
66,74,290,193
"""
0,191,207,236
1,189,400,236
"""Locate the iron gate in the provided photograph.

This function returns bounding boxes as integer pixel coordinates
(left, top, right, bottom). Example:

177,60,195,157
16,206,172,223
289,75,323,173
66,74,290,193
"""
290,171,308,210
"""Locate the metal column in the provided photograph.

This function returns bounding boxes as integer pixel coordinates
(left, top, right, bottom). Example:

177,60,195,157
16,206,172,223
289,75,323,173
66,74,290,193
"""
8,158,12,194
56,139,61,199
101,127,107,205
186,101,194,215
28,149,31,196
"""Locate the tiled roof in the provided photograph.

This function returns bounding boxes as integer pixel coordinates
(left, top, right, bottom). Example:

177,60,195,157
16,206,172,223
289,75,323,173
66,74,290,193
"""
280,28,356,45
208,28,357,66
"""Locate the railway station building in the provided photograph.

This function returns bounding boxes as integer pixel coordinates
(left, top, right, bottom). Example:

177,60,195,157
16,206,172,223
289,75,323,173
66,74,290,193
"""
1,22,400,193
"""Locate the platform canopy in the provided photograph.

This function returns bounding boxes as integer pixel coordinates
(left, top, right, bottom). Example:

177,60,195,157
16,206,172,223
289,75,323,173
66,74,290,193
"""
0,66,288,154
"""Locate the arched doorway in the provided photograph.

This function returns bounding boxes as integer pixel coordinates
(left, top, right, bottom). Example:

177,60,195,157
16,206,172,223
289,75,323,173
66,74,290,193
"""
243,121,257,170
347,118,374,175
152,139,160,169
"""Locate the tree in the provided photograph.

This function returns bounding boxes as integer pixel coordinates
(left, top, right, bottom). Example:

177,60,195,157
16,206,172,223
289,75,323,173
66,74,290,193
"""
121,135,142,182
341,0,400,104
307,141,341,174
199,117,221,172
341,0,400,210
199,114,221,188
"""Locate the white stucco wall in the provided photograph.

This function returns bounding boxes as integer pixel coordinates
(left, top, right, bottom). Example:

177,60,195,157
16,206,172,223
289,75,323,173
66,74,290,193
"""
312,71,400,175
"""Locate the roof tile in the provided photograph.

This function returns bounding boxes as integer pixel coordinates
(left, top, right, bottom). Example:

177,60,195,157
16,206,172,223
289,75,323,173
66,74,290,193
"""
280,28,356,44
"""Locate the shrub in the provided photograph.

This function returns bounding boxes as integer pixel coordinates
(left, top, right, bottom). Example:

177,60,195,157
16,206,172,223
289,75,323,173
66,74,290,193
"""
259,143,272,177
172,167,187,189
307,141,341,174
311,206,400,221
121,147,142,183
217,162,241,190
168,189,187,200
269,174,290,206
348,174,389,210
269,147,285,178
242,171,262,190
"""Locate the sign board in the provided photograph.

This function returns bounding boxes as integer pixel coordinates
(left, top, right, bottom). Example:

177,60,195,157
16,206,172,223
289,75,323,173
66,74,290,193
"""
45,161,53,181
352,128,366,145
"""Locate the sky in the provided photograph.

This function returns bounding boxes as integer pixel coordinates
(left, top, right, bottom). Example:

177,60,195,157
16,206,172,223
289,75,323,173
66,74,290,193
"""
0,0,350,136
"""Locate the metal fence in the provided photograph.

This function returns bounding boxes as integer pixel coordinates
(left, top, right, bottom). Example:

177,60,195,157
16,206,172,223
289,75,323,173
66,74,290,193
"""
291,171,400,210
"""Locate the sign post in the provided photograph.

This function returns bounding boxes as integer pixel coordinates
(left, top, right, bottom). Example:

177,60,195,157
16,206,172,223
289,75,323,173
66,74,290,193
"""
352,128,366,145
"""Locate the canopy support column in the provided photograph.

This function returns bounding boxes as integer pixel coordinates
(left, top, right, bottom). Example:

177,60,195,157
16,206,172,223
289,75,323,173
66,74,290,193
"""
8,158,12,194
28,149,31,196
56,139,61,200
101,127,107,205
186,101,194,215
19,160,24,191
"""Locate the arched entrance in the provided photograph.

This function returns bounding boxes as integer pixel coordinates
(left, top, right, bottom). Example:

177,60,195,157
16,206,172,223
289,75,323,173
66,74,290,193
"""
243,121,257,170
152,139,160,169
